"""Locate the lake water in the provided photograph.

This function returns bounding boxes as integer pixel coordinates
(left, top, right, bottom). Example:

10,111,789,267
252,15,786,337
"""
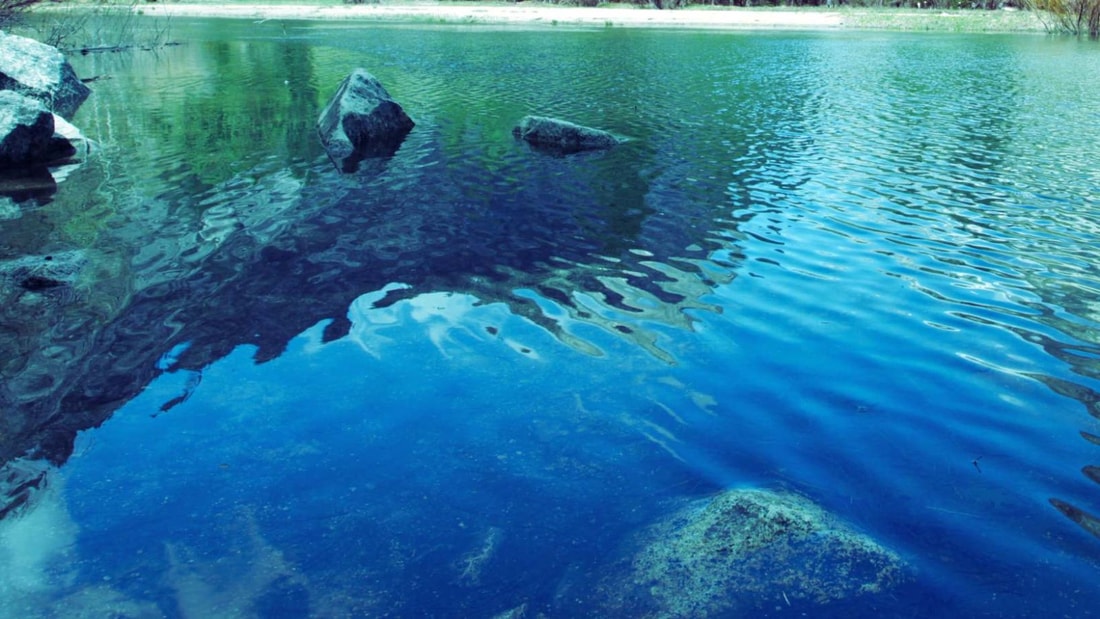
2,17,1100,618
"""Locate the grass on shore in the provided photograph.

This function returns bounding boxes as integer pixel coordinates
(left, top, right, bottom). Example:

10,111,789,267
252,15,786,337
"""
835,6,1046,31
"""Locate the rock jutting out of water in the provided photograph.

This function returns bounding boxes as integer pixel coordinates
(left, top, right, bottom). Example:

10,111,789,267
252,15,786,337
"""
1,33,92,203
0,92,77,169
597,488,907,618
0,31,90,121
317,68,415,173
512,115,620,155
0,92,736,521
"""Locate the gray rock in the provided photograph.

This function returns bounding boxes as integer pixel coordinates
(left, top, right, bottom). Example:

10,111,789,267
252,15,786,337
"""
52,113,90,157
317,69,415,173
0,31,90,120
47,113,91,186
512,115,620,154
0,90,76,168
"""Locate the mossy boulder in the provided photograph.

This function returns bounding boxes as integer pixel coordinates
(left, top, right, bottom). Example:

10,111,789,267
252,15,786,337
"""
599,488,906,618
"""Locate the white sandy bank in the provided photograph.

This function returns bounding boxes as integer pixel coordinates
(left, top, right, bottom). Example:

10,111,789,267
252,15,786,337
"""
138,3,847,30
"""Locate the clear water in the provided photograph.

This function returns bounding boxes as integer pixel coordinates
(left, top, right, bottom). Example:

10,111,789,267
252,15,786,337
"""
2,19,1100,618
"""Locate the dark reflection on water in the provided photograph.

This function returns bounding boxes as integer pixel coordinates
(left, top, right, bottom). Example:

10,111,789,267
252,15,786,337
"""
1,20,1100,616
0,22,755,470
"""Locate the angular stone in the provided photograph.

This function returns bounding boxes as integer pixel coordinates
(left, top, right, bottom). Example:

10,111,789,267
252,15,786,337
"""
317,69,415,173
51,113,89,157
0,90,57,167
512,115,620,154
0,31,91,120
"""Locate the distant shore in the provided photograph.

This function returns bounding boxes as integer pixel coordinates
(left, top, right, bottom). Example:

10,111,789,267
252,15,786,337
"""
124,2,1047,33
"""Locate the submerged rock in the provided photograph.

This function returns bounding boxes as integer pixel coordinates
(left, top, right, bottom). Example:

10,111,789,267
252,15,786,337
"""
0,250,87,294
599,488,906,617
317,69,415,173
1050,497,1100,540
0,31,90,120
512,115,620,154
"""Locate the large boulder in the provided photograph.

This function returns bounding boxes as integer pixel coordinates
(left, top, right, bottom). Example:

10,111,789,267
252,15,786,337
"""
0,31,90,120
51,113,89,157
512,115,620,154
0,91,76,168
317,69,415,173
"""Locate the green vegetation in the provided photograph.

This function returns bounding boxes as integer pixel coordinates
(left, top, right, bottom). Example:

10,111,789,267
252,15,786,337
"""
18,0,174,51
599,489,906,616
1026,0,1100,34
840,5,1045,30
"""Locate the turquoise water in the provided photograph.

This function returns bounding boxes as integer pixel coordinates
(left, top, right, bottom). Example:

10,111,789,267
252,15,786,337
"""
2,19,1099,617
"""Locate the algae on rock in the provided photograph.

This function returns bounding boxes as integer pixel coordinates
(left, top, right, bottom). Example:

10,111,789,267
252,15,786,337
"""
600,488,906,618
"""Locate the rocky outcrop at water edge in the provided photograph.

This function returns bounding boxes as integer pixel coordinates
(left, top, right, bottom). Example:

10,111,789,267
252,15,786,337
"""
317,68,415,173
0,31,91,120
0,91,78,168
512,115,620,154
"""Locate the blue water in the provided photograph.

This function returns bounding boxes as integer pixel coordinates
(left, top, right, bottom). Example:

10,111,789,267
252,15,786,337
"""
2,20,1100,618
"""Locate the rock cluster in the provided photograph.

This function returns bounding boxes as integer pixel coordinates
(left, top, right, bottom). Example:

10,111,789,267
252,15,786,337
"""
317,69,621,173
0,31,90,173
0,31,90,119
0,91,77,167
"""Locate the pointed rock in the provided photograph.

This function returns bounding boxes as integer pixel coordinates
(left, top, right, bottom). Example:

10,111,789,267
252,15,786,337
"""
0,90,80,169
317,69,415,173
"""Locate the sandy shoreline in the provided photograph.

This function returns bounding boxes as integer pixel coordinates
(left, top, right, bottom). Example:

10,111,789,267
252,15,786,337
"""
135,3,851,30
129,2,1049,32
29,0,1047,32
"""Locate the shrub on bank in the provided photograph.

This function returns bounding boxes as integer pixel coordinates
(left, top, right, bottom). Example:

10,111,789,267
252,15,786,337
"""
1027,0,1100,34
